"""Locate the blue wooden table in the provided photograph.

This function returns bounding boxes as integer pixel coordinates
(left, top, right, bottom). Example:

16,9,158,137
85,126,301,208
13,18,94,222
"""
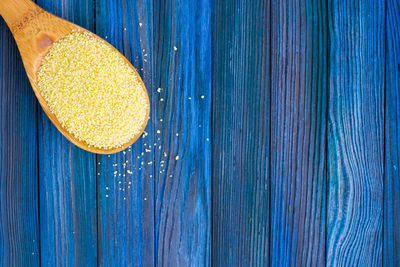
0,0,397,266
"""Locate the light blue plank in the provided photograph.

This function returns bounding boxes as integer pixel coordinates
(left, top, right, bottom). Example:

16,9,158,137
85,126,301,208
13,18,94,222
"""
0,17,40,267
35,0,97,265
384,0,400,265
96,0,155,266
212,0,269,265
153,0,211,265
327,0,384,265
270,0,327,265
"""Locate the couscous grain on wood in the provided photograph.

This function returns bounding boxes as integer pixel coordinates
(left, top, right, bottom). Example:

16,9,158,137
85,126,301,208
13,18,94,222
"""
38,32,148,149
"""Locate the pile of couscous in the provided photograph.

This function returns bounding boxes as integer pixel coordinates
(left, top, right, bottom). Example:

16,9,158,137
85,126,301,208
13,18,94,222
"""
38,31,148,149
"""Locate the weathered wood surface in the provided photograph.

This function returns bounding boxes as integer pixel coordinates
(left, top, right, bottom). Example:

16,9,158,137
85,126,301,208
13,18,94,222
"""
270,0,327,265
212,0,270,266
385,0,400,265
95,0,155,265
0,15,39,267
36,0,97,265
326,0,384,266
153,0,211,265
0,0,398,266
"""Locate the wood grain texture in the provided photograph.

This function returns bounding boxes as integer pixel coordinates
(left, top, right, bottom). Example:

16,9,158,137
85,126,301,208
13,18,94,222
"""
0,17,40,267
96,0,155,265
270,0,327,266
36,0,97,266
327,0,384,266
212,1,270,266
384,0,400,265
0,0,397,265
153,0,211,265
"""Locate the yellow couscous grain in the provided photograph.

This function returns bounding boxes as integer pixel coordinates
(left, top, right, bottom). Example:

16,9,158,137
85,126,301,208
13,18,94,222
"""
38,32,148,149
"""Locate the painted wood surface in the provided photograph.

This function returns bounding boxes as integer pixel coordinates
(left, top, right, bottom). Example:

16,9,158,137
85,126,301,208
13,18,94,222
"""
212,1,270,266
270,0,327,266
0,16,39,267
35,0,98,266
327,0,384,266
153,0,211,265
95,0,155,266
0,0,399,266
385,0,400,265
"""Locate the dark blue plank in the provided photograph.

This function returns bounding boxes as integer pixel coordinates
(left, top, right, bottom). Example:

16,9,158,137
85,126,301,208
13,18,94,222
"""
270,0,327,265
327,0,384,265
35,0,97,265
384,0,400,265
0,17,39,266
212,0,270,265
153,0,211,265
96,0,155,266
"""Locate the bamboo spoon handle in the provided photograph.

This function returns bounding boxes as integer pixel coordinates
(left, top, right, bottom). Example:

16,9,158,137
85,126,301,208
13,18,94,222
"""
0,0,41,31
0,0,76,83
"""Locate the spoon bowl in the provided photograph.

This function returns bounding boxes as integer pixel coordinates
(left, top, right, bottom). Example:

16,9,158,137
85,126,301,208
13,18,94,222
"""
0,0,150,154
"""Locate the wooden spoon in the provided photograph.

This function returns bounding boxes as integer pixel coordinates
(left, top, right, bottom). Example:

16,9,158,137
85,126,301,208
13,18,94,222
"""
0,0,150,154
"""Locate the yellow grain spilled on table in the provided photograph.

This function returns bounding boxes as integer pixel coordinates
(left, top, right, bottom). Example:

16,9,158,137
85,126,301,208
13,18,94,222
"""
38,32,148,149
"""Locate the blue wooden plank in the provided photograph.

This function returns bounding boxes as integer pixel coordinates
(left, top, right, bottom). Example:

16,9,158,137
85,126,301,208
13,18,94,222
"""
153,0,211,265
327,0,384,265
0,18,40,266
95,0,155,266
212,1,269,265
35,0,97,265
384,0,400,265
270,0,327,265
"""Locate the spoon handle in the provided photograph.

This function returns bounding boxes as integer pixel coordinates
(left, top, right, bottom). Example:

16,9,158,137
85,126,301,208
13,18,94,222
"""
0,0,41,32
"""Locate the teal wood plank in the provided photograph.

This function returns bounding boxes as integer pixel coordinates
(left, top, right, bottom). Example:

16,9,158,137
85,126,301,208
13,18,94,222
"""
270,0,327,265
212,0,270,265
384,0,400,265
0,18,40,267
95,0,155,265
327,0,384,265
35,0,97,266
153,0,211,265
